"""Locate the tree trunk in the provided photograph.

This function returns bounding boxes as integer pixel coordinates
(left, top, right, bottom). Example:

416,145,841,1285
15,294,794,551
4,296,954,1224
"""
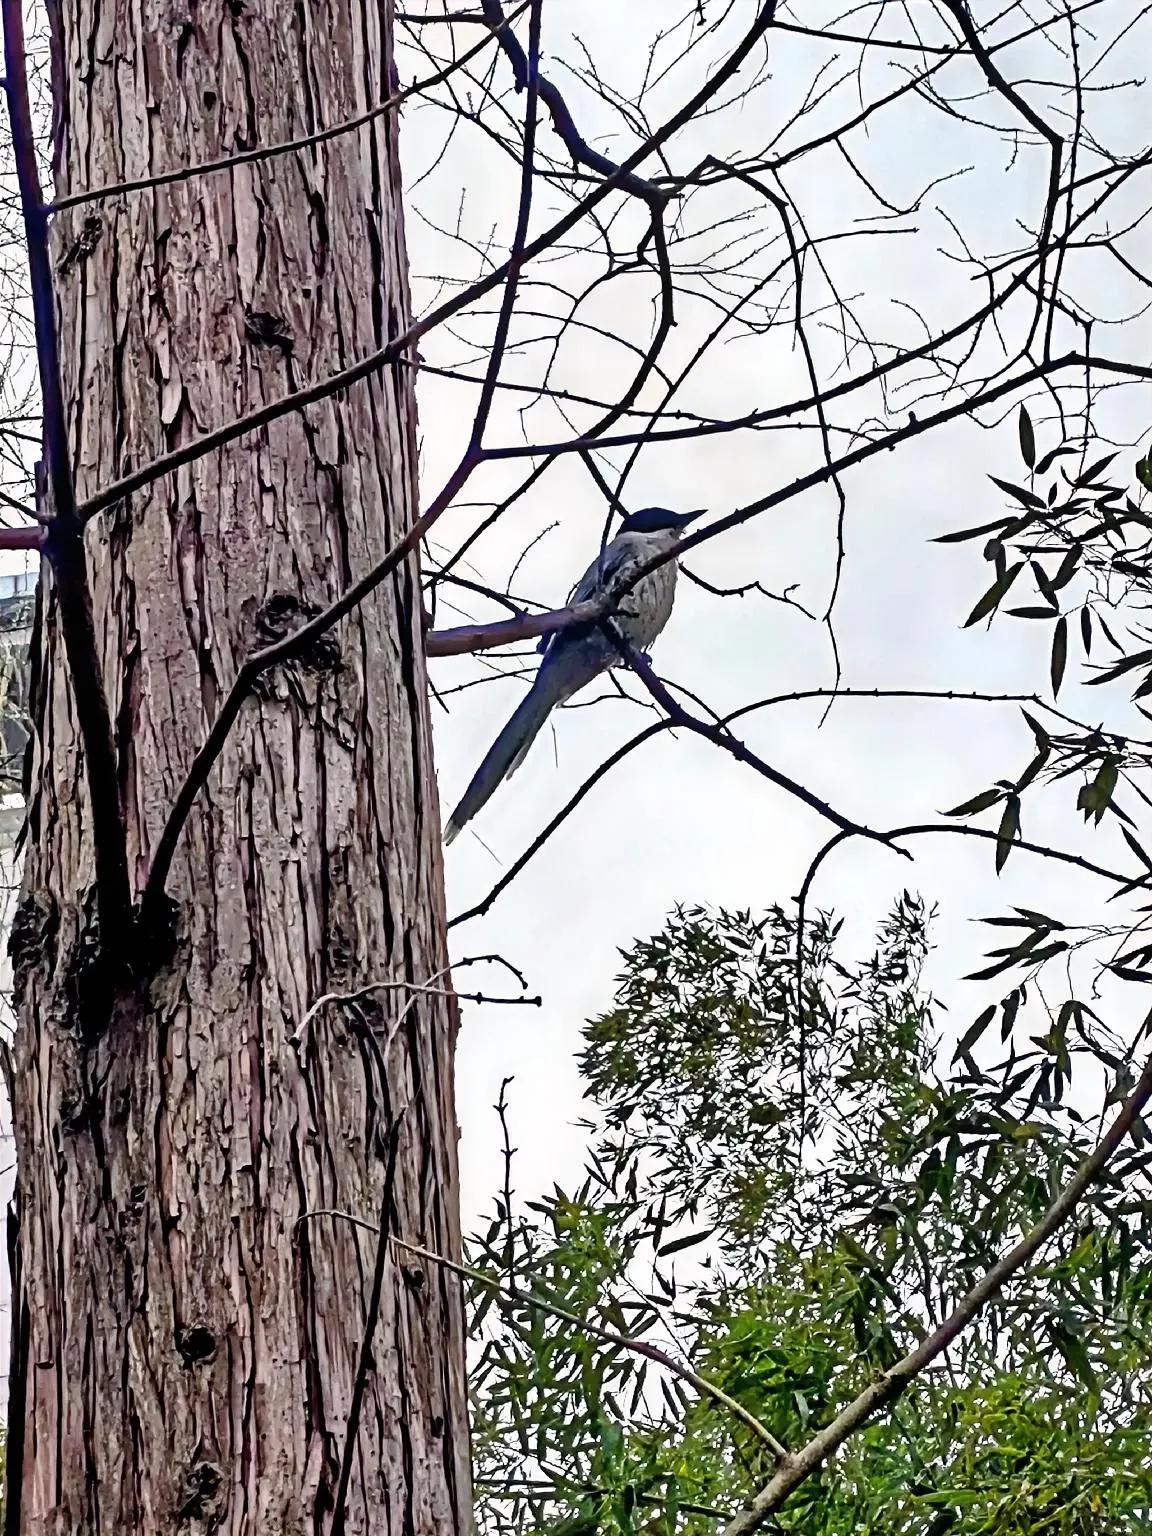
3,1,470,1531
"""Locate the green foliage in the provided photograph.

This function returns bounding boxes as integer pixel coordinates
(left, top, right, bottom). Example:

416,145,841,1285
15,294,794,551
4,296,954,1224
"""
936,431,1152,901
466,899,1152,1534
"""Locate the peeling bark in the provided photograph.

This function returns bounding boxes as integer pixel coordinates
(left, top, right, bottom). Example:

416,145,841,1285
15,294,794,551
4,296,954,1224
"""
4,0,470,1531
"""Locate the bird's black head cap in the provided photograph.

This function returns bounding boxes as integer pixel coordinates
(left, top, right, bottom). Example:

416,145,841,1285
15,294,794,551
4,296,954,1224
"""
618,506,705,535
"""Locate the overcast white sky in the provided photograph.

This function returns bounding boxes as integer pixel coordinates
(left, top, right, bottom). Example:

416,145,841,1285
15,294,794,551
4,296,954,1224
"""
0,0,1148,1320
400,0,1152,1225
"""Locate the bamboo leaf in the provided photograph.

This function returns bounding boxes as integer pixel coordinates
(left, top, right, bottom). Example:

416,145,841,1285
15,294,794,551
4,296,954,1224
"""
944,787,1003,818
1030,560,1059,605
1078,758,1119,824
1074,453,1117,486
964,563,1024,627
989,475,1045,510
1051,616,1068,697
1048,546,1081,591
1035,442,1079,476
953,1005,996,1063
996,795,1021,874
1020,712,1050,750
932,516,1018,545
657,1229,714,1258
1018,404,1036,469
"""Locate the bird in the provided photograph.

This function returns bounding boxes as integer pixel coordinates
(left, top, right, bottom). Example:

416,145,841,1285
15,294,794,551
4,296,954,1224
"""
443,506,703,844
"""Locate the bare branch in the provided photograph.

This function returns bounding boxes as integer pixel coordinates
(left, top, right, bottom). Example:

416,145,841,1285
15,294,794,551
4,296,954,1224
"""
480,0,670,208
2,0,131,944
0,526,43,550
613,632,908,851
448,721,665,928
76,0,778,523
49,5,529,212
426,594,609,657
449,688,1083,928
888,821,1145,892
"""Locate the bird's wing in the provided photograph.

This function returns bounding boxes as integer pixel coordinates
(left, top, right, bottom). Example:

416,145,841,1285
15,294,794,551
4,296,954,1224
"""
537,537,636,655
574,537,637,600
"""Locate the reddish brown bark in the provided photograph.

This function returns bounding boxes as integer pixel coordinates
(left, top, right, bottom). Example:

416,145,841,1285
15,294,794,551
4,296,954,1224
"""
4,0,470,1531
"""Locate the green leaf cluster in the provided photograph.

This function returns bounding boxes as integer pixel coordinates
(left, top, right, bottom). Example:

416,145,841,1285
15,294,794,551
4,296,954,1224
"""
467,900,1152,1535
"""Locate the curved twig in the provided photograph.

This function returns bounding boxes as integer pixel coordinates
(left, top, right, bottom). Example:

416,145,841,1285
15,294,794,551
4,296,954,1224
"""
299,1212,790,1463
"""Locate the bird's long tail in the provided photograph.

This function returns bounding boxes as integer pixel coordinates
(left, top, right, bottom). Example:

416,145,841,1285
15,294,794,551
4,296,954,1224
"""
443,674,563,845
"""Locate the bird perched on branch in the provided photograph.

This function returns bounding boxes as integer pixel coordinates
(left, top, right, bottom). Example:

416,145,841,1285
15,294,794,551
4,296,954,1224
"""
443,506,703,844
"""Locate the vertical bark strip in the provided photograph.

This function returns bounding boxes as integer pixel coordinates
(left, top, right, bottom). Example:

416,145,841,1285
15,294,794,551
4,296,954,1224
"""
4,0,470,1530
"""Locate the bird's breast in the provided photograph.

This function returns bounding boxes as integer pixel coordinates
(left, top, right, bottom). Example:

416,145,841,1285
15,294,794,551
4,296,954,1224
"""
618,559,678,647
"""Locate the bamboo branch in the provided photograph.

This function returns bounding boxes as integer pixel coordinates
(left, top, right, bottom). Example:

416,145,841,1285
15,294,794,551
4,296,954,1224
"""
720,1046,1152,1534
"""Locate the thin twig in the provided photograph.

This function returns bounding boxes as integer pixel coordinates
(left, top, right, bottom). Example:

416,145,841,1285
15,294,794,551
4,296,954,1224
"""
936,0,1063,351
475,1480,730,1522
448,722,666,928
681,565,817,621
49,6,530,212
614,633,902,850
292,954,539,1046
299,1213,789,1463
75,0,778,523
704,159,848,691
330,1121,401,1536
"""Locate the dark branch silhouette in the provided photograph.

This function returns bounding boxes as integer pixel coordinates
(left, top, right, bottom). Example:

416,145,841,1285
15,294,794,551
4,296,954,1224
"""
2,0,130,942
